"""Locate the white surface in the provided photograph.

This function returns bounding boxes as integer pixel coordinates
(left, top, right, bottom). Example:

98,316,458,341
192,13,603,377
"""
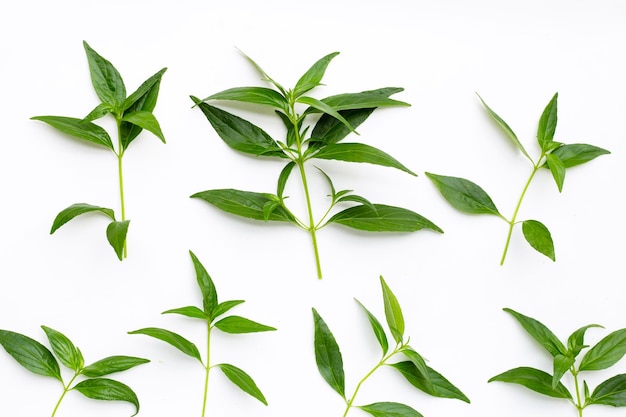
1,1,625,416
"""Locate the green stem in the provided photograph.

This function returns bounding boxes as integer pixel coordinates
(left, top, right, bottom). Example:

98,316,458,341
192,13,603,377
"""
201,322,212,417
572,369,584,417
116,117,128,258
50,374,78,417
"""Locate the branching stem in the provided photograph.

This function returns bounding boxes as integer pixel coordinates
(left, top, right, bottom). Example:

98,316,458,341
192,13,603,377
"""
50,373,78,417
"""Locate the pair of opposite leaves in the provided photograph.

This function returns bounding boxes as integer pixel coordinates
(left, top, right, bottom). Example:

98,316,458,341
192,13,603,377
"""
32,42,609,276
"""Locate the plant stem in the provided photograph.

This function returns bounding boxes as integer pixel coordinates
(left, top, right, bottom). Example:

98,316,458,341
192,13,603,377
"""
50,374,78,417
201,322,212,417
115,117,128,258
572,369,584,417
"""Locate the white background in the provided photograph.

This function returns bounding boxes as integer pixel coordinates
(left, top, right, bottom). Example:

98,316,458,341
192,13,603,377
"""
1,1,625,416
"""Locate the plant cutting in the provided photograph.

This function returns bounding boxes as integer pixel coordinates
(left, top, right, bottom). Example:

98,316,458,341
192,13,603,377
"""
313,276,469,417
191,51,442,279
32,41,166,260
0,326,148,416
490,308,626,416
129,250,276,417
426,93,609,265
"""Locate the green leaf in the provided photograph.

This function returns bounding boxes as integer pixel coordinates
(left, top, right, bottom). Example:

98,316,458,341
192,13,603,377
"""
589,374,626,407
355,299,388,355
214,316,276,334
312,308,345,399
328,204,443,233
503,308,566,356
84,102,114,122
317,87,410,111
390,361,470,402
203,86,288,111
162,306,207,320
293,52,339,98
121,111,165,143
567,324,602,357
237,49,286,95
188,251,218,317
73,378,140,416
0,329,62,381
477,93,531,161
580,329,626,371
31,116,114,150
336,194,378,215
192,99,285,157
191,189,296,223
83,41,126,108
545,153,566,192
128,327,202,363
82,356,149,378
217,363,268,405
41,326,83,372
312,143,416,176
546,143,611,168
521,220,555,261
537,93,559,150
296,95,356,134
402,348,434,391
50,203,115,234
311,108,375,147
489,367,572,399
106,220,130,261
552,353,575,388
359,402,423,417
212,300,246,319
277,162,296,199
425,173,500,216
380,276,404,344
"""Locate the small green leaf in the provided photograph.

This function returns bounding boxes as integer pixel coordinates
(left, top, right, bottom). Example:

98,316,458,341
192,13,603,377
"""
293,52,339,98
212,300,246,319
121,111,165,143
380,276,404,344
41,326,83,372
425,173,500,216
402,347,434,392
552,353,575,388
503,308,566,356
328,204,442,233
545,153,566,192
312,308,345,399
589,374,626,407
296,96,356,134
214,316,276,334
358,402,423,417
81,356,149,378
162,306,207,320
521,220,555,261
390,361,470,402
188,251,218,317
84,102,114,122
31,116,114,150
567,324,602,356
546,143,610,168
238,49,286,95
83,41,126,108
489,366,572,399
580,329,626,371
50,203,116,234
312,143,416,176
277,162,296,199
128,327,202,363
203,86,288,111
0,329,62,381
537,93,559,150
336,194,378,215
355,299,388,355
73,378,140,416
217,363,268,405
106,220,130,261
191,189,296,223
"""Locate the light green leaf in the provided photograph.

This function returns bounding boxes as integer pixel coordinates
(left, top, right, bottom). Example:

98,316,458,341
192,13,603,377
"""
545,153,566,192
81,356,149,378
217,363,268,405
121,111,165,143
380,276,404,344
191,189,296,223
328,204,443,233
83,41,126,108
41,326,83,372
128,327,202,363
589,374,626,407
188,251,218,317
390,361,470,402
312,143,416,176
489,367,571,399
293,52,339,97
73,378,140,416
355,299,388,355
359,402,423,417
0,329,61,381
580,329,626,371
312,308,345,399
426,172,500,216
212,300,246,319
521,220,555,261
84,102,114,122
50,203,115,234
106,220,130,261
546,143,610,168
237,49,286,95
31,116,114,150
537,93,558,150
567,324,602,357
503,308,565,356
214,316,276,334
162,306,207,320
204,86,288,111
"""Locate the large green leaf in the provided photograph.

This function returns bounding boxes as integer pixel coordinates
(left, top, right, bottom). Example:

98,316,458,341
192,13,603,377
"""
128,328,202,363
81,356,150,378
293,52,339,98
311,108,375,147
521,220,555,261
217,363,268,405
380,276,404,344
0,330,61,381
537,93,559,150
355,299,388,355
390,361,470,402
317,87,410,111
503,308,566,357
203,86,288,111
312,308,345,399
546,143,610,168
401,348,433,392
73,378,140,416
358,402,423,417
214,316,276,334
83,41,126,108
589,374,626,407
552,353,575,388
328,204,443,233
191,189,296,223
580,329,626,371
426,173,500,216
489,366,572,399
312,143,416,176
121,111,165,143
297,96,356,134
50,203,115,234
106,220,130,261
41,326,83,372
188,251,218,317
31,116,114,150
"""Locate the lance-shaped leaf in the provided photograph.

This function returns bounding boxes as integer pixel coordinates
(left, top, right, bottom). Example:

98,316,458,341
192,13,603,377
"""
316,87,410,111
121,111,165,143
106,220,130,261
83,41,126,108
0,330,62,381
81,356,150,378
355,299,388,355
41,326,83,372
380,276,404,344
588,374,626,407
522,220,555,261
188,251,218,316
297,96,357,134
162,306,207,320
328,204,442,233
579,329,626,371
567,324,602,357
545,153,566,192
212,300,246,319
203,86,288,112
402,348,434,391
544,143,610,168
50,203,116,234
217,363,268,405
552,353,575,388
238,48,286,95
31,116,114,150
489,367,572,399
73,378,140,416
214,316,276,334
312,143,416,176
192,99,285,157
84,102,114,122
128,327,202,363
426,173,500,216
191,189,296,222
312,308,345,399
277,162,296,199
390,361,470,402
293,52,339,98
537,93,558,150
359,402,423,417
503,308,566,357
311,108,375,147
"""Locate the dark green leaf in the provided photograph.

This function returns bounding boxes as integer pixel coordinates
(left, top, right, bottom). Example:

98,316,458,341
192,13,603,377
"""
204,86,288,111
580,329,626,371
191,189,296,223
537,93,558,150
425,173,500,216
128,327,202,363
214,316,276,334
73,378,140,416
31,116,114,150
312,143,416,176
297,96,356,134
84,102,114,122
106,220,130,261
568,324,602,357
121,111,165,143
380,276,404,344
275,110,298,147
293,52,339,98
311,108,375,147
0,329,61,381
402,348,434,391
546,143,610,168
589,374,626,407
390,361,470,402
188,251,218,317
162,306,207,320
545,153,566,192
41,326,83,372
355,299,388,355
83,41,126,108
217,363,268,405
328,204,443,233
521,220,555,261
317,87,410,111
312,308,345,399
82,356,150,378
358,402,423,417
488,366,571,399
503,308,566,356
50,203,115,234
212,300,246,319
552,353,575,388
277,162,296,199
